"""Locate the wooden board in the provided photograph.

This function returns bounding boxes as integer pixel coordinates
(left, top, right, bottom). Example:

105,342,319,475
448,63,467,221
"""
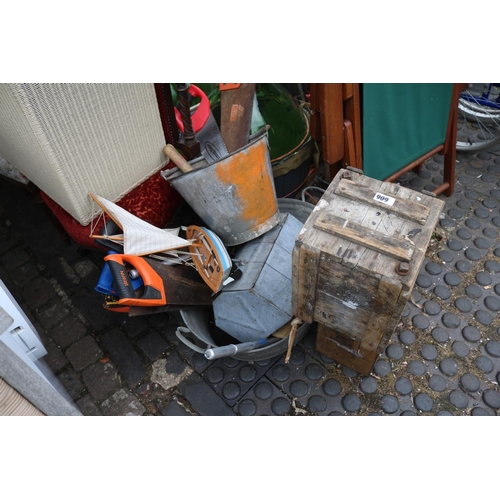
314,212,414,262
315,323,378,376
334,178,431,225
220,83,256,153
360,277,403,352
313,258,380,337
291,242,320,324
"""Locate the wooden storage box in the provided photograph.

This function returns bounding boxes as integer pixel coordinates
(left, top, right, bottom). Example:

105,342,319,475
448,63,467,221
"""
292,168,444,375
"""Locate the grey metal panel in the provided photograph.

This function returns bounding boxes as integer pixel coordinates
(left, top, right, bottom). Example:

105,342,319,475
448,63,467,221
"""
213,213,303,341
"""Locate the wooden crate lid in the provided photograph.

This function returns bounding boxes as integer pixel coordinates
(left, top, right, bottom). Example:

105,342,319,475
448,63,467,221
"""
296,169,444,291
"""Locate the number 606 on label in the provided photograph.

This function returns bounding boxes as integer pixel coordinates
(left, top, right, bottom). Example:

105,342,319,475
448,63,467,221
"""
373,192,396,206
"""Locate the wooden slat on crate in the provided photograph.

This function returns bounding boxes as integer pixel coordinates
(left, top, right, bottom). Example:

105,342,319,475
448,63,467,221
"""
333,175,439,289
316,324,377,376
314,252,380,337
292,243,321,323
334,178,431,225
314,212,414,262
360,277,403,351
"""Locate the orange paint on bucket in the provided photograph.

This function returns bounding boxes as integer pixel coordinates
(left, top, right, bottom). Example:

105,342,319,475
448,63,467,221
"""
163,127,280,246
214,137,277,228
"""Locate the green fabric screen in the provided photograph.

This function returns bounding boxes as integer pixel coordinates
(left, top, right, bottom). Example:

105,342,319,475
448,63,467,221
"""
362,83,454,180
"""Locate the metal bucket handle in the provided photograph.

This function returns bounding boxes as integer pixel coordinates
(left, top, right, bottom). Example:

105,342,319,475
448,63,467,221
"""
175,326,212,353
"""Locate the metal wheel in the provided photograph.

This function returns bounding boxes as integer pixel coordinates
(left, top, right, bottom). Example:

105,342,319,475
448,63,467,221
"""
456,84,500,152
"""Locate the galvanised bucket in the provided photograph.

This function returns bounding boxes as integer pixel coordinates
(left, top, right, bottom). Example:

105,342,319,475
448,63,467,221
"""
162,127,279,246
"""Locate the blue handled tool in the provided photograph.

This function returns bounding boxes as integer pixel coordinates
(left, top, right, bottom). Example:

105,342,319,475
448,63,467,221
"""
95,251,144,296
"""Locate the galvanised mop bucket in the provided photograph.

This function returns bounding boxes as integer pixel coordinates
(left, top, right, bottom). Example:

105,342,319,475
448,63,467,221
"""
162,127,280,246
176,198,315,361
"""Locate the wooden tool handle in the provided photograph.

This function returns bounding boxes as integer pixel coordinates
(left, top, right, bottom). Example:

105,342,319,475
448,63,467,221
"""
220,83,256,153
163,144,193,173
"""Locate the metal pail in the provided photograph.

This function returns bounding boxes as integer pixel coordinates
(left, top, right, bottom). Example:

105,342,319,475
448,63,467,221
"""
177,198,314,361
162,128,279,246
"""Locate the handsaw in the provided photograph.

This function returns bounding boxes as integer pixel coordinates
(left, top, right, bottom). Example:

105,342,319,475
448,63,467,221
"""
219,83,256,153
103,254,213,315
128,256,214,316
174,84,229,163
104,254,166,307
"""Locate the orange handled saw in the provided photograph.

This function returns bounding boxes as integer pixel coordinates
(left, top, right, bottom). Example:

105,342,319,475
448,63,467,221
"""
103,254,166,307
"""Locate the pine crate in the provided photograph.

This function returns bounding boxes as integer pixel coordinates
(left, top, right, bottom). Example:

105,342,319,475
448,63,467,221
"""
292,168,444,375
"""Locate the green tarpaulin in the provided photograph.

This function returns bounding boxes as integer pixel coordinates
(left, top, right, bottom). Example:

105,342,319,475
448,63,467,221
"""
362,83,453,180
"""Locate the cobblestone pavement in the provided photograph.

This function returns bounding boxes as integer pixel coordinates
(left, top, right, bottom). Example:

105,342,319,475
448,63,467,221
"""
1,143,500,416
